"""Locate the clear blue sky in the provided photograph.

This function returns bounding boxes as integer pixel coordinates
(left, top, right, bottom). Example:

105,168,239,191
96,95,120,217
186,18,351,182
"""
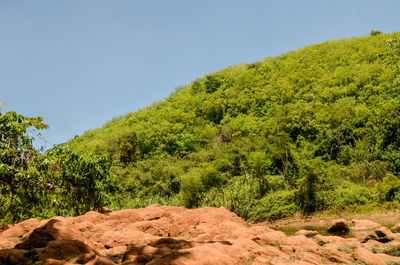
1,0,399,149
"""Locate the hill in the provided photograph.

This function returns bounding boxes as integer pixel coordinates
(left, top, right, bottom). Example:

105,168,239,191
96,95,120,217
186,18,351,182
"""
69,31,400,221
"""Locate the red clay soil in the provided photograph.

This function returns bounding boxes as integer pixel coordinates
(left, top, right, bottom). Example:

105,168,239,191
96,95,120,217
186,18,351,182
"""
1,204,400,264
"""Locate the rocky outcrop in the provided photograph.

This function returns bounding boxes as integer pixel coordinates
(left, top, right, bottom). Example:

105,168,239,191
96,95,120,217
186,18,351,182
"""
1,205,400,264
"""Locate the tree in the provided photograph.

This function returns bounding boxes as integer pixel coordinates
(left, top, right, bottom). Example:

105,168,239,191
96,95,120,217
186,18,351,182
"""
381,35,400,84
265,132,295,185
0,105,112,223
116,132,138,165
0,106,48,222
248,151,269,196
42,145,111,216
294,141,324,214
370,30,382,36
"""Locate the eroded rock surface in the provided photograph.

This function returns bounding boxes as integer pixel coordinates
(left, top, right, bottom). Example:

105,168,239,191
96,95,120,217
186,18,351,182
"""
1,205,400,264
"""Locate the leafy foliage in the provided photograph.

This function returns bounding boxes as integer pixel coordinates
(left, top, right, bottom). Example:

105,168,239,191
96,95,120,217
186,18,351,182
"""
39,145,112,216
0,109,48,222
62,31,400,220
0,106,111,223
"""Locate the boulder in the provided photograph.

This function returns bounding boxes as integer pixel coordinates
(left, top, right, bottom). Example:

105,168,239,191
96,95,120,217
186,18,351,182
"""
362,239,400,257
327,219,349,234
351,219,381,232
349,219,396,243
361,226,395,243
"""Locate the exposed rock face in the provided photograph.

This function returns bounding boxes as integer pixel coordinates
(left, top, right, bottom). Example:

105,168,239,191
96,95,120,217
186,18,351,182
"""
1,205,400,264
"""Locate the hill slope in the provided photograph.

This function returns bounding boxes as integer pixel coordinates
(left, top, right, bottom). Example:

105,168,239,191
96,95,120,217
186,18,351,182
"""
69,31,400,220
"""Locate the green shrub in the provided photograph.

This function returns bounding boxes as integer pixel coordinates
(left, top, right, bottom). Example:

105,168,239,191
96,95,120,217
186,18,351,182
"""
179,168,205,208
200,175,259,219
324,182,373,207
376,174,400,202
249,190,297,221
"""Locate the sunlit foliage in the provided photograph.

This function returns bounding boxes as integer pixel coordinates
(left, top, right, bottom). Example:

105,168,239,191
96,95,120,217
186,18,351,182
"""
67,32,400,220
0,106,111,223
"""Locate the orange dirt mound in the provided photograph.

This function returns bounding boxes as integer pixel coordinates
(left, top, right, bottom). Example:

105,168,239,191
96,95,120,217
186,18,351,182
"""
1,204,400,264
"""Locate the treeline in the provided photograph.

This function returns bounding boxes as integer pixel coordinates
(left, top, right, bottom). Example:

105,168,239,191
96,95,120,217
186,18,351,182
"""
0,108,112,224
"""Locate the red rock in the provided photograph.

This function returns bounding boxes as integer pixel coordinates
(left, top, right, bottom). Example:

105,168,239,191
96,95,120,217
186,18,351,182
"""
36,239,96,261
361,226,395,243
351,219,381,231
0,218,46,249
42,259,75,265
279,245,295,254
2,205,398,264
376,253,400,264
85,256,115,265
353,247,386,265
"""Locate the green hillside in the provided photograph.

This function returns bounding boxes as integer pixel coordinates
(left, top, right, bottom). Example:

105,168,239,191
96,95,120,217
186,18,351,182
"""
69,31,400,220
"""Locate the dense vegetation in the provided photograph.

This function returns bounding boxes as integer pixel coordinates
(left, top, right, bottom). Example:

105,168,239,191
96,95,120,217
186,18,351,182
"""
3,31,400,224
0,105,112,224
67,31,400,221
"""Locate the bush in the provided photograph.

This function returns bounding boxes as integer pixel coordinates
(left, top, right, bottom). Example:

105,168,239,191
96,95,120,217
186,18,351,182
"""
324,182,373,208
179,168,205,208
200,175,259,219
376,174,400,202
249,190,297,221
38,145,112,216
